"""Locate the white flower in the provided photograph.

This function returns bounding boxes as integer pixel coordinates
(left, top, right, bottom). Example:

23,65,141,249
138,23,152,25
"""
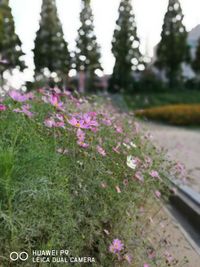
127,156,137,170
123,143,131,149
130,142,137,148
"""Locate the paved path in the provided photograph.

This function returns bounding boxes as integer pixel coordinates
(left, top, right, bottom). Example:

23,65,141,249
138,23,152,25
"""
141,121,200,193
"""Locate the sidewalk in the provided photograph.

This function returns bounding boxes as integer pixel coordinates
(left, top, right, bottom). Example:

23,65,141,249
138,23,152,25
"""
141,121,200,193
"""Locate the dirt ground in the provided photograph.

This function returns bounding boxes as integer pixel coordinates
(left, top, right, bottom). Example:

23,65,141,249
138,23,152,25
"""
151,204,200,267
141,121,200,193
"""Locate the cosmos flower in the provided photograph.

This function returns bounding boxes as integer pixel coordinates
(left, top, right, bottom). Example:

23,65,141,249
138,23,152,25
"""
114,125,123,133
123,143,131,149
76,128,85,142
68,117,88,129
97,145,106,156
103,229,109,235
101,182,107,189
164,251,174,264
49,94,63,109
44,118,56,128
124,254,132,264
155,190,161,198
115,185,121,193
9,90,32,102
109,239,124,254
134,171,144,182
13,104,34,118
102,118,112,126
77,141,89,148
76,129,89,148
130,142,137,148
149,170,159,179
0,104,7,111
127,156,137,170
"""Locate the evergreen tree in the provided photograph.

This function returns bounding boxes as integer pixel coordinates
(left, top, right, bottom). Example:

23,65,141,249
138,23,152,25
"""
155,0,190,88
193,38,200,79
109,0,143,93
75,0,102,92
0,0,25,77
33,0,70,86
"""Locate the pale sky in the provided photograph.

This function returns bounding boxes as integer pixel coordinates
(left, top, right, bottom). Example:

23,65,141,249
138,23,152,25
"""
9,0,200,82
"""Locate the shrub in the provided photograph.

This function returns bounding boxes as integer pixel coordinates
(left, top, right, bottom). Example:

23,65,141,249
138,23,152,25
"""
136,104,200,126
0,89,175,266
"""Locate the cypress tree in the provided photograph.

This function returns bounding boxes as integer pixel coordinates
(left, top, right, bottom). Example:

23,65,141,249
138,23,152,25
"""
193,38,200,80
155,0,190,88
33,0,70,86
0,0,25,79
75,0,102,92
109,0,143,93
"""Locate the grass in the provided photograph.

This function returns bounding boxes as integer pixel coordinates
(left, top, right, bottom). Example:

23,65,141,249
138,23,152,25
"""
0,89,186,266
123,90,200,110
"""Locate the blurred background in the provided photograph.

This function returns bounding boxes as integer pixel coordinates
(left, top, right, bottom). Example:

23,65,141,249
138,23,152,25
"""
1,0,200,127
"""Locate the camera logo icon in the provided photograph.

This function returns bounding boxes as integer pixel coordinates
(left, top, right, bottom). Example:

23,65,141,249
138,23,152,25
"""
10,252,29,261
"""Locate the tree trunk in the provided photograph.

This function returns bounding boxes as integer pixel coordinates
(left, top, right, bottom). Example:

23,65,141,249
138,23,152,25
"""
78,71,85,93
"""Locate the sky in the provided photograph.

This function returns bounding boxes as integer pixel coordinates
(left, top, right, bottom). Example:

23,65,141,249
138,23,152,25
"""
8,0,200,84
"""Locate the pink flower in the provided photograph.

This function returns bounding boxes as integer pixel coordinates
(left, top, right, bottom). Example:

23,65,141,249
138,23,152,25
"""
124,254,132,264
101,182,107,188
97,145,106,156
109,239,124,254
103,229,109,235
144,264,150,267
147,248,156,259
77,128,85,142
44,118,55,128
164,251,174,264
114,125,123,133
13,104,34,118
83,113,98,128
149,170,159,179
77,141,89,148
25,92,34,99
49,94,63,109
175,162,186,176
76,128,89,148
155,190,161,198
134,171,144,182
0,104,7,111
113,142,121,154
102,118,112,126
68,117,88,129
54,121,65,128
115,185,121,193
123,179,129,186
9,90,31,102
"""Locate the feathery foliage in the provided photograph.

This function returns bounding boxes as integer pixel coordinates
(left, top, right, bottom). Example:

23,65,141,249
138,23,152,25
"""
155,0,190,88
33,0,70,86
109,0,143,93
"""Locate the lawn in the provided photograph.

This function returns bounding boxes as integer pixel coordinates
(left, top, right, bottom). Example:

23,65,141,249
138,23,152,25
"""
123,90,200,110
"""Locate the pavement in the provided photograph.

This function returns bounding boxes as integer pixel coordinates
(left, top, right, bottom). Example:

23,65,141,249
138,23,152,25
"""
141,121,200,193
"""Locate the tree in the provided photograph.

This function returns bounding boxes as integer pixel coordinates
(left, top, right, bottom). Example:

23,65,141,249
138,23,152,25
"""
75,0,102,92
0,0,25,80
192,38,200,79
109,0,143,93
155,0,190,88
33,0,70,86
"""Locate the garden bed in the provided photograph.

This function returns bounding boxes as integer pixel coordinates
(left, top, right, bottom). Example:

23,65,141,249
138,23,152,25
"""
0,89,188,266
135,104,200,126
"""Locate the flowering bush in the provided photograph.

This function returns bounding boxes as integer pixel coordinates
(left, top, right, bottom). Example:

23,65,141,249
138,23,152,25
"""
0,89,180,266
135,104,200,126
